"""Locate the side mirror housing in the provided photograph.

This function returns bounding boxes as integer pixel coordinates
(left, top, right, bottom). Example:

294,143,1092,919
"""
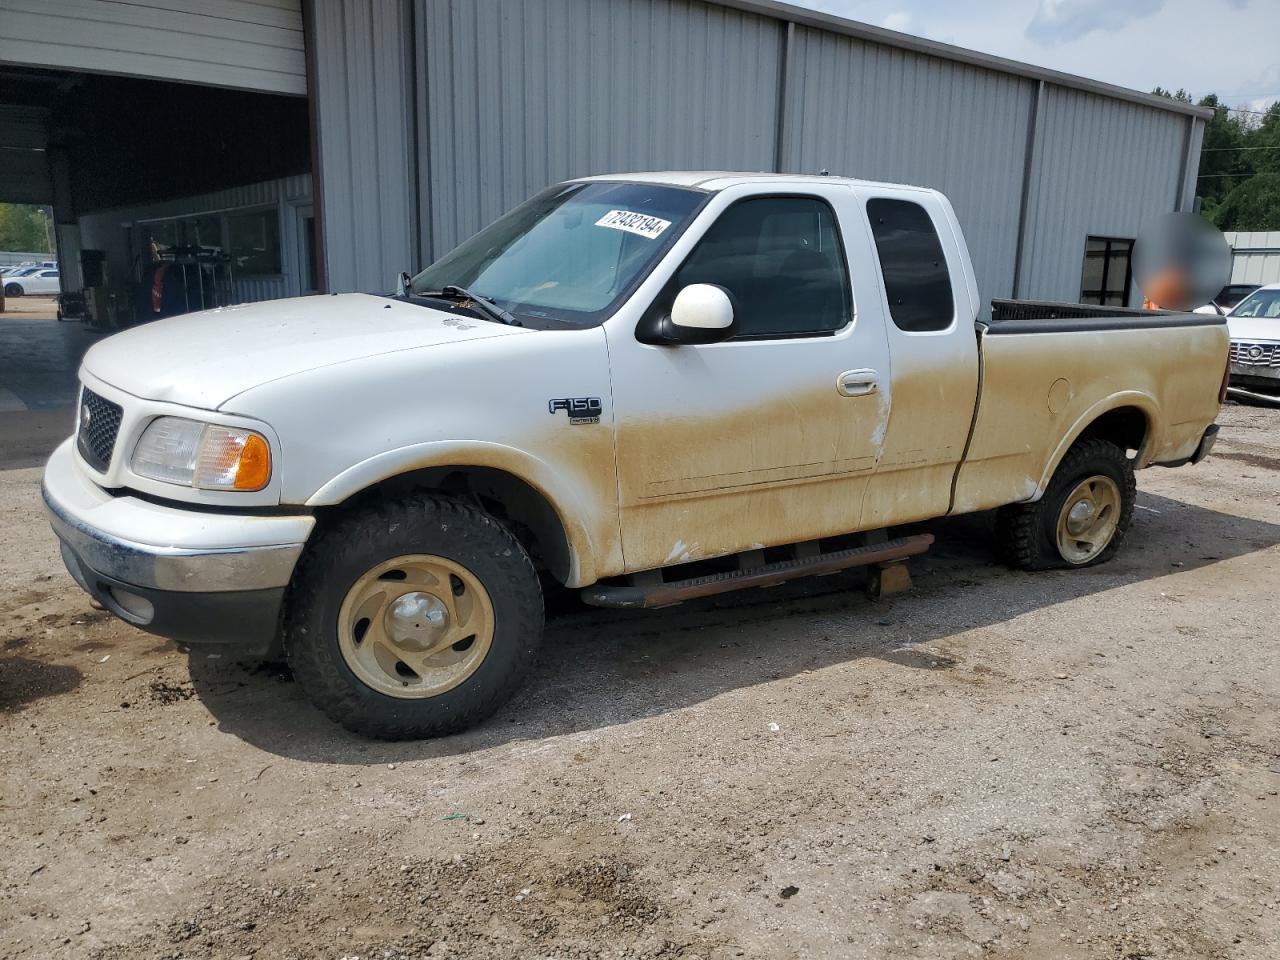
645,284,736,345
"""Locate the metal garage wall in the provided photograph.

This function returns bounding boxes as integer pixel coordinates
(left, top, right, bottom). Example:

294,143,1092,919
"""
309,0,416,293
1019,86,1190,303
779,26,1034,304
417,0,781,260
77,173,312,303
0,0,306,95
1225,232,1280,285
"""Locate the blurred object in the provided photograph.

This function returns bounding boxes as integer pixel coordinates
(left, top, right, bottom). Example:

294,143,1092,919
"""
1134,213,1231,312
80,249,106,289
56,291,86,322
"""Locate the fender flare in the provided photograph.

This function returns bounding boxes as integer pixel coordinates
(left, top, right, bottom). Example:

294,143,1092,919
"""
306,440,601,586
1031,391,1159,499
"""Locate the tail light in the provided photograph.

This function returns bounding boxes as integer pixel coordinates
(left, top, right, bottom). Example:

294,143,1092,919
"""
1218,350,1230,404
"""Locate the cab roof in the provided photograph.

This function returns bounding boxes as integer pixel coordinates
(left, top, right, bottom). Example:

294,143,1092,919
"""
576,170,941,196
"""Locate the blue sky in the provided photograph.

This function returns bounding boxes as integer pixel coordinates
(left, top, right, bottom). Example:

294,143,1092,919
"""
790,0,1278,113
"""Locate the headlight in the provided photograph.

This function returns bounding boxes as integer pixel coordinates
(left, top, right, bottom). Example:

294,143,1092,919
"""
131,417,271,491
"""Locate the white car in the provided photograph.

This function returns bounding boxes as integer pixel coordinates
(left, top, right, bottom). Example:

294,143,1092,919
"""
4,268,60,297
1225,282,1280,404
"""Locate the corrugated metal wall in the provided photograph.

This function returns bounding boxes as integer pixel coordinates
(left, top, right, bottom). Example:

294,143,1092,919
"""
417,0,781,260
1019,86,1190,302
310,0,1203,305
1226,232,1280,285
780,26,1034,303
77,174,312,304
309,0,417,294
0,0,306,95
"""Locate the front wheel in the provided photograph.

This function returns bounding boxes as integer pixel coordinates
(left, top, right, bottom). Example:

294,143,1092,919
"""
4,283,22,297
996,437,1136,570
285,496,543,740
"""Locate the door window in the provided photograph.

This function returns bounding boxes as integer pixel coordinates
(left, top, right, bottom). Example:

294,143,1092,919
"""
1079,236,1134,307
866,198,955,332
674,196,851,338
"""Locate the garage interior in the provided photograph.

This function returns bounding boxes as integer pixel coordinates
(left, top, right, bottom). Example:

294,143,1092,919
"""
0,65,311,466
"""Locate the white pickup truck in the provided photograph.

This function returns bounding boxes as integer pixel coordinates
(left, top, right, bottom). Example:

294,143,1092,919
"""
43,173,1228,739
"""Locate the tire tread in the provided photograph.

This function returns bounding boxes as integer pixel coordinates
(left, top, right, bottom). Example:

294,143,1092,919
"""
284,495,542,740
996,437,1136,571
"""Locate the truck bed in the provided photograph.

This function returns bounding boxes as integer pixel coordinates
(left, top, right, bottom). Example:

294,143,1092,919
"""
950,300,1228,515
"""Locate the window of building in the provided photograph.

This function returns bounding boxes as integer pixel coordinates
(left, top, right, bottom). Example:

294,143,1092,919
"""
226,208,283,275
866,198,955,332
1080,236,1133,307
674,196,851,338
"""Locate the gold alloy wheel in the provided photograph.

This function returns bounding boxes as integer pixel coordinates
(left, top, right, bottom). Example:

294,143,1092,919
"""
1055,475,1121,565
337,554,495,699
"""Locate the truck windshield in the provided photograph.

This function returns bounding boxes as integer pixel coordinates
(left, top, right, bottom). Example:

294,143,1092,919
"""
410,182,705,327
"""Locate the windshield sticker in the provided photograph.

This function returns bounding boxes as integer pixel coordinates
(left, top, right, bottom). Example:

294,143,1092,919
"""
594,209,672,240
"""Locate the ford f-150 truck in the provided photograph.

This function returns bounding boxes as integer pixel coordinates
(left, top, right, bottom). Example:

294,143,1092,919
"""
42,173,1228,739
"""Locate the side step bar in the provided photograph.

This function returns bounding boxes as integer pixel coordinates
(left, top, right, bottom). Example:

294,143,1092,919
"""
581,533,934,609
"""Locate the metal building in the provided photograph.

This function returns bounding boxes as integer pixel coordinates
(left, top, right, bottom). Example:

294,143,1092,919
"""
0,0,1212,313
1225,232,1280,287
307,0,1209,307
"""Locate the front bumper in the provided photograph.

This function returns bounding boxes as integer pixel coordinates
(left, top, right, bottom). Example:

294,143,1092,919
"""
42,439,315,656
1227,365,1280,403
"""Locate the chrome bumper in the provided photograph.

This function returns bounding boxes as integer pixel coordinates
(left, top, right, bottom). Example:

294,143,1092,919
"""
41,438,313,594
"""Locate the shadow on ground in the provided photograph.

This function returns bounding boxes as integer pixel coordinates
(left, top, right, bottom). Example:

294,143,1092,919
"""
187,490,1280,764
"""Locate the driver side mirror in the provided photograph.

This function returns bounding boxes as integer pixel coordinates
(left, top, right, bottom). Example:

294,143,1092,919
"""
650,284,736,345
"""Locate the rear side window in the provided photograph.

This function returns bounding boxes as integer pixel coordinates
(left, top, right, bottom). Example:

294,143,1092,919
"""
675,196,851,338
867,198,954,332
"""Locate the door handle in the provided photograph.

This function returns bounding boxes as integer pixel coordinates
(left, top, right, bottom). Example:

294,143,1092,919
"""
837,369,879,397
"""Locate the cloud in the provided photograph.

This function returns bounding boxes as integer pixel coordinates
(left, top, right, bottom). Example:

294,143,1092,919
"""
881,10,915,32
1026,0,1164,45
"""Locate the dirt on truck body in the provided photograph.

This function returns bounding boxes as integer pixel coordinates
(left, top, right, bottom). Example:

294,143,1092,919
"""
3,401,1280,959
38,173,1227,741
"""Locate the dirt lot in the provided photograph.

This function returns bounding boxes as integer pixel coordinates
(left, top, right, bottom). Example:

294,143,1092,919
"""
2,403,1279,960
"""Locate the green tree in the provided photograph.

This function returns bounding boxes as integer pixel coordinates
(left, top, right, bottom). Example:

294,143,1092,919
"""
1194,94,1251,212
0,203,53,253
1209,173,1280,231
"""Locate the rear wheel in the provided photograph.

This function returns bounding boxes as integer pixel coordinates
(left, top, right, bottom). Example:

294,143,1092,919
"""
996,437,1135,570
285,496,543,740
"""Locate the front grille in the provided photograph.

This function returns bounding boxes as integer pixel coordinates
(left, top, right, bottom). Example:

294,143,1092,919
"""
76,388,123,473
1230,341,1280,368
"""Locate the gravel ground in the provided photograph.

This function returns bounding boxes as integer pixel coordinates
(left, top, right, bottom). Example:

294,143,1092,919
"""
2,403,1278,960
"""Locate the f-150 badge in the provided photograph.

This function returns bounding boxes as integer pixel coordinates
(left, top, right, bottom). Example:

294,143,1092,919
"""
548,397,602,424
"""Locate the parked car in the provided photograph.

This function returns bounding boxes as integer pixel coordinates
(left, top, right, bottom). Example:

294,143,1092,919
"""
3,268,60,297
1193,282,1262,315
42,173,1228,739
1224,282,1280,404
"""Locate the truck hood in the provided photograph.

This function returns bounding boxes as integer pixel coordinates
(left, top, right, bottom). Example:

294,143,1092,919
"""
1227,314,1280,343
81,293,527,410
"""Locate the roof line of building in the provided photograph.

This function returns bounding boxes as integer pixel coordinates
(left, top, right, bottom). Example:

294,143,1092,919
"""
718,0,1215,121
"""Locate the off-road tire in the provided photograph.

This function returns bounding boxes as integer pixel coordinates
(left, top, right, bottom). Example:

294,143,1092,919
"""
995,437,1136,571
284,496,543,740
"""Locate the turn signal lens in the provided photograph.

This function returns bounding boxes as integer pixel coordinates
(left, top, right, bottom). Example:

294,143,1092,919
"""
132,417,272,491
195,426,272,491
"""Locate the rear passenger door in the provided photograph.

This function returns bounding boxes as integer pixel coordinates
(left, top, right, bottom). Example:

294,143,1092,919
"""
608,185,893,573
854,188,980,527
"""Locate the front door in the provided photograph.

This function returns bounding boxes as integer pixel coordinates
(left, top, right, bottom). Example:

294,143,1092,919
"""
608,186,893,573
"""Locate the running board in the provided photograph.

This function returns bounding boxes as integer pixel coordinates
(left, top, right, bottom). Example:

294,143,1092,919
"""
581,533,934,609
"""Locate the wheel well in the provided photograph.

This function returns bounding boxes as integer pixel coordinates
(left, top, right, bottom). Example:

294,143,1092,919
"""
322,466,573,585
1078,406,1149,458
